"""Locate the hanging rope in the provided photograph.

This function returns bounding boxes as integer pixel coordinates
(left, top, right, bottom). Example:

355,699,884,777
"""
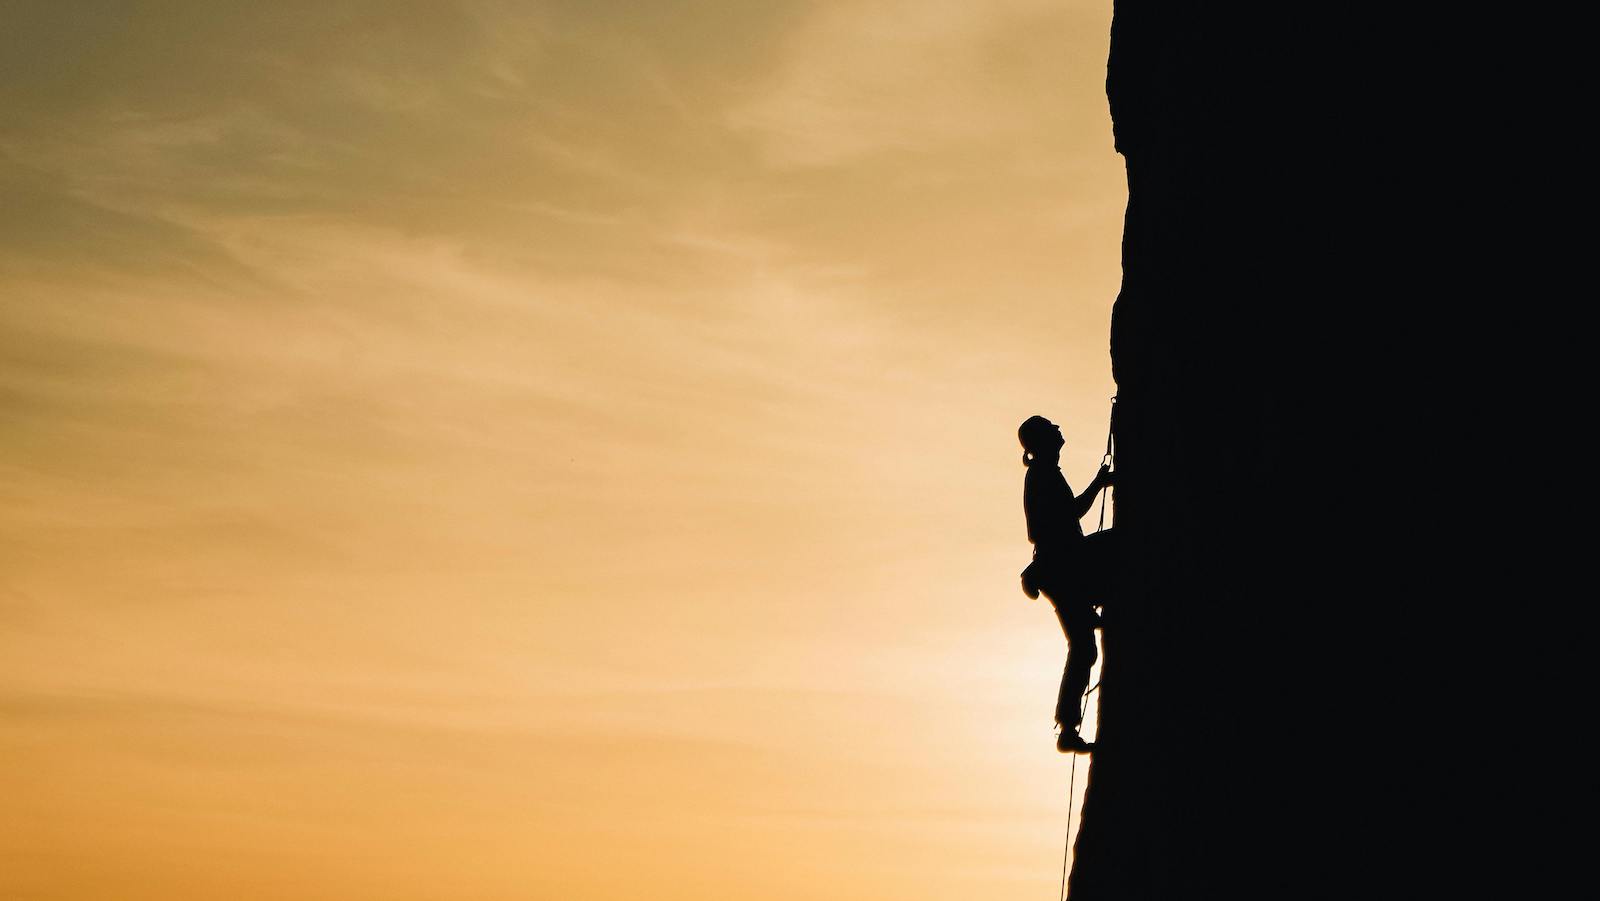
1059,684,1092,901
1060,396,1117,901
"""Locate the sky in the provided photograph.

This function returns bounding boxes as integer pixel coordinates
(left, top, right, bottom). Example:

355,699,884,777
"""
0,2,1124,898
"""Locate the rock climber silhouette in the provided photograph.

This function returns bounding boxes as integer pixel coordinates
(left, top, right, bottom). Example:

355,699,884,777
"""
1018,414,1114,754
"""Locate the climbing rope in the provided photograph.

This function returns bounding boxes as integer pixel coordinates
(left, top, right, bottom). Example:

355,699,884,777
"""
1097,396,1116,534
1060,396,1117,901
1059,685,1093,901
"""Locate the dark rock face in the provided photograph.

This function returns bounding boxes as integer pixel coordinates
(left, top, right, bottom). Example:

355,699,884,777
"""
1068,4,1393,898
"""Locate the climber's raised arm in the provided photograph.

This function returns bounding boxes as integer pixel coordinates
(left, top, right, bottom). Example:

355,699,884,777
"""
1070,465,1115,520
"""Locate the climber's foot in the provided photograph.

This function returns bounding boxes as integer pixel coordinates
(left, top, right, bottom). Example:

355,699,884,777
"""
1056,730,1094,754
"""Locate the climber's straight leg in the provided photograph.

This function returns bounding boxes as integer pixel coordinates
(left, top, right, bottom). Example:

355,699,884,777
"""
1052,597,1099,733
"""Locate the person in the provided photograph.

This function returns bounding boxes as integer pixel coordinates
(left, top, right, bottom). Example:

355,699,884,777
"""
1018,414,1114,754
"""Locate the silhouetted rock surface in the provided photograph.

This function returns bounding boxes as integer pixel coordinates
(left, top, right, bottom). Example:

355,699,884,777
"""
1067,4,1395,898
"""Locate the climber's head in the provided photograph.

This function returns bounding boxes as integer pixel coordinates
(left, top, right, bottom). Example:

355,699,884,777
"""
1018,415,1064,466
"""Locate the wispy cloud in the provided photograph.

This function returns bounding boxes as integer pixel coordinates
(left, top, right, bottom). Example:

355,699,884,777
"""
727,0,1079,167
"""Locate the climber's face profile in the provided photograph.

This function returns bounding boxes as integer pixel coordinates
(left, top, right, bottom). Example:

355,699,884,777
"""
1018,415,1066,459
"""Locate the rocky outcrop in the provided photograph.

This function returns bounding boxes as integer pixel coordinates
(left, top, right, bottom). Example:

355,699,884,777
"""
1067,5,1390,898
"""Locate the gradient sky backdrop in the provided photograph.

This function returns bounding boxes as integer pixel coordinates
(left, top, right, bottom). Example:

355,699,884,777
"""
0,2,1123,898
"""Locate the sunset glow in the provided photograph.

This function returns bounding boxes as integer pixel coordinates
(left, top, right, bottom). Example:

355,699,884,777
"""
1,2,1123,898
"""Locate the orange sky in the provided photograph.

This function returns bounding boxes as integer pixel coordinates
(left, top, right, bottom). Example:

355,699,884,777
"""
0,2,1123,898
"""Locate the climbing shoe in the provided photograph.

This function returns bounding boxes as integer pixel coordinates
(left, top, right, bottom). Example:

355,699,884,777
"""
1056,730,1094,754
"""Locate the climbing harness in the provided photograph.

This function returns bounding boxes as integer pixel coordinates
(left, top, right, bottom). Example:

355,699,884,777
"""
1059,396,1117,901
